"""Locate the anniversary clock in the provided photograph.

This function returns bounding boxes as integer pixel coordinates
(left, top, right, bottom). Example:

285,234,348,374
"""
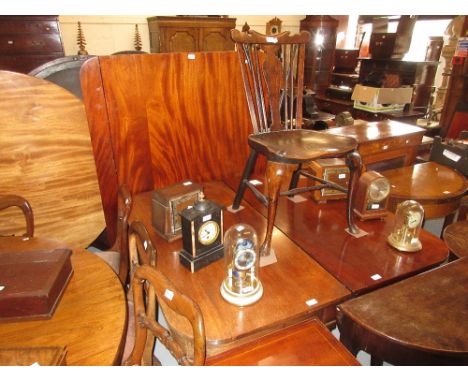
220,224,263,306
179,193,224,272
387,200,424,252
353,171,391,220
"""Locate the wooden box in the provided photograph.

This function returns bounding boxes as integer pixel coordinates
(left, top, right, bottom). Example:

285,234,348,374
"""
152,180,203,241
0,248,73,322
306,158,349,202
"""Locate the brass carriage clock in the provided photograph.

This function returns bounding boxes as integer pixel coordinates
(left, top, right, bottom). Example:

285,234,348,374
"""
179,193,224,272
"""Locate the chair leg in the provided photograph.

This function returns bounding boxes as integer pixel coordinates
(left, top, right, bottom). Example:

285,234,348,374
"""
232,149,258,209
288,163,302,190
345,150,363,234
260,161,294,257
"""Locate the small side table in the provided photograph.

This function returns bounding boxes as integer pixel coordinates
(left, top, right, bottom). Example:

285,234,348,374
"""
443,220,468,260
382,162,468,233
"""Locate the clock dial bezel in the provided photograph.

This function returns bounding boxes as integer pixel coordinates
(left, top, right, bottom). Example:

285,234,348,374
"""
233,248,257,271
198,220,220,246
406,210,422,229
368,177,391,202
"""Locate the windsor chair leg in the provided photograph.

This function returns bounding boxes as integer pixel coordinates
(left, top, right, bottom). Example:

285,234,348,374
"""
288,163,302,190
232,149,258,210
345,150,363,235
260,161,295,257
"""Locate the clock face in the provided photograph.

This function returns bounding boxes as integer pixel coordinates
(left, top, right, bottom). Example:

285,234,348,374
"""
406,211,422,229
234,248,256,271
198,221,220,246
368,177,391,202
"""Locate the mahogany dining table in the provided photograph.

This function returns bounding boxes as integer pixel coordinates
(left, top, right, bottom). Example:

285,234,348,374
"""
223,175,449,296
129,181,352,358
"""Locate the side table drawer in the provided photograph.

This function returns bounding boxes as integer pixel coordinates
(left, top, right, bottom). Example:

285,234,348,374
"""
358,134,423,156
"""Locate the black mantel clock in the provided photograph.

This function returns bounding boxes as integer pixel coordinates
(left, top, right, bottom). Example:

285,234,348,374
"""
179,193,224,272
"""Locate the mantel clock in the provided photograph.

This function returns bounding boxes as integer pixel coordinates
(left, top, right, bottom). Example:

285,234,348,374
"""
179,193,224,272
353,171,391,220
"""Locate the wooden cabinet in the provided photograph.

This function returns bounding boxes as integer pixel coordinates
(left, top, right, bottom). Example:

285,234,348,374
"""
300,16,338,94
0,16,64,74
147,16,236,53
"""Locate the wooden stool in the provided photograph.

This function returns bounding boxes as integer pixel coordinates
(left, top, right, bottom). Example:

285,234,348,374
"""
206,319,360,366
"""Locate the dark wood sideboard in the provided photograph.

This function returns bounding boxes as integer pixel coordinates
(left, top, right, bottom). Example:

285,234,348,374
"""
0,16,64,74
147,16,236,53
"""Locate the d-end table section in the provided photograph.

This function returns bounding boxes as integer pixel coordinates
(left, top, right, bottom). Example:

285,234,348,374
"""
336,257,468,365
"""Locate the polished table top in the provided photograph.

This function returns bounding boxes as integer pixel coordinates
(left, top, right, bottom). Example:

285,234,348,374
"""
337,257,468,365
206,319,360,366
130,181,351,357
326,119,425,143
224,176,449,295
443,220,468,259
382,162,468,219
0,237,126,365
382,162,467,202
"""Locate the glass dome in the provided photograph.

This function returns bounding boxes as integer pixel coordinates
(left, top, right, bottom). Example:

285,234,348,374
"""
387,200,424,252
220,224,263,306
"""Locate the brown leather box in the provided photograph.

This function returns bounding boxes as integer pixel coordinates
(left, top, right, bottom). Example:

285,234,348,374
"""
0,248,73,322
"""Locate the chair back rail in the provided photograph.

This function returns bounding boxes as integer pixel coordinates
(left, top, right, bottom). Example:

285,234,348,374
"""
0,195,34,238
232,29,309,133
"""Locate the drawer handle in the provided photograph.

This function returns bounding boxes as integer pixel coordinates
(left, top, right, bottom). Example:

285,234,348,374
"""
8,40,14,45
383,144,389,150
